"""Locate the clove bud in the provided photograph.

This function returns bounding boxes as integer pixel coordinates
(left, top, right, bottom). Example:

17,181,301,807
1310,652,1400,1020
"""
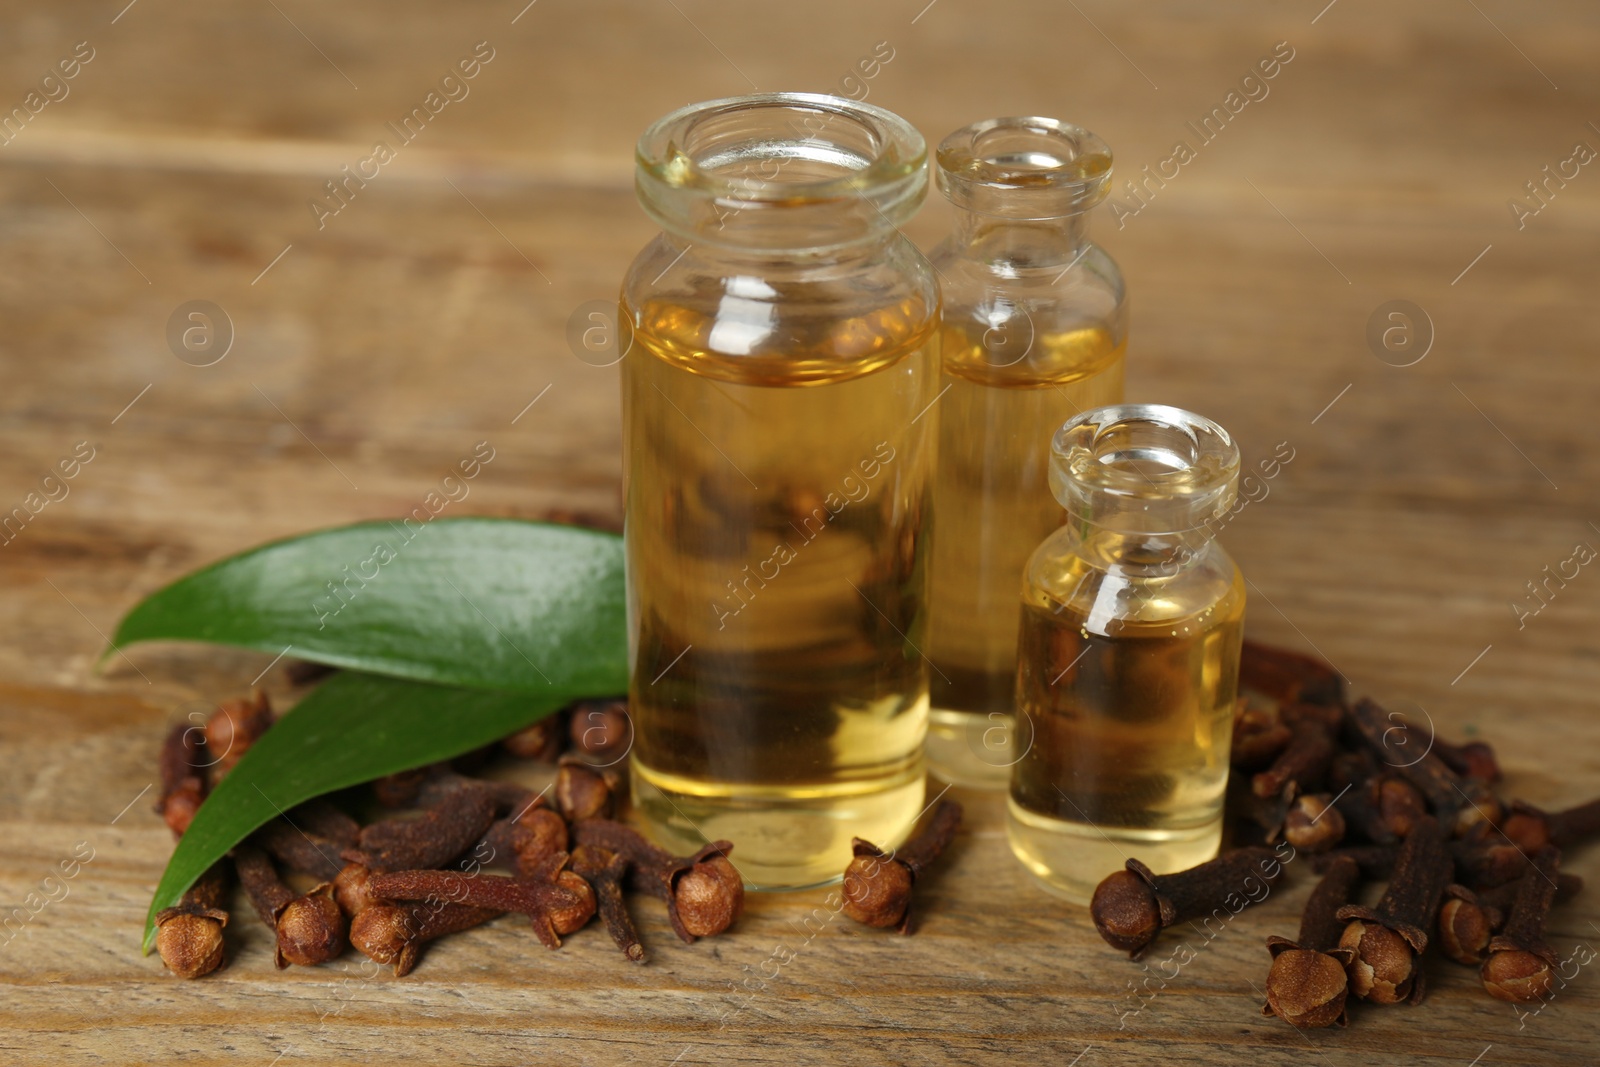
1091,847,1283,959
841,798,962,933
1231,699,1293,772
156,722,209,837
367,853,585,950
350,901,502,976
554,758,618,822
154,862,230,979
344,784,497,872
1263,854,1360,1028
1251,713,1336,801
1502,797,1600,853
205,689,273,774
567,699,631,760
1481,847,1563,1003
1240,641,1344,707
1336,815,1451,1004
233,842,347,967
1282,794,1346,854
572,819,744,942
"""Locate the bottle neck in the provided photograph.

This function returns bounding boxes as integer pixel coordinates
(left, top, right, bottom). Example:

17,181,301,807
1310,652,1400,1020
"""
1071,522,1219,577
952,210,1090,270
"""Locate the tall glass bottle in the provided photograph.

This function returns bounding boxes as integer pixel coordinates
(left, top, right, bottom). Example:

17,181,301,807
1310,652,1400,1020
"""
1008,404,1245,902
923,118,1128,787
620,93,938,890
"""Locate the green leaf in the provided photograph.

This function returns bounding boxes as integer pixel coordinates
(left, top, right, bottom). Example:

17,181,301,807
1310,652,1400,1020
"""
143,671,567,952
112,518,626,695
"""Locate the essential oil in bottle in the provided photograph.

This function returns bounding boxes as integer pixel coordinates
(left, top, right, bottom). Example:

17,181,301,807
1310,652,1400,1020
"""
1007,404,1245,903
922,118,1128,788
621,94,939,890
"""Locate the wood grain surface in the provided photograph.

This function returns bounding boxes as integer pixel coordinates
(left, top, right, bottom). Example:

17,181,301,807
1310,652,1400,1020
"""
1,1,1597,1064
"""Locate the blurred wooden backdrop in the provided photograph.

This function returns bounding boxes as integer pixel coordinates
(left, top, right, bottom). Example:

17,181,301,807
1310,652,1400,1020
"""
0,1,1597,1064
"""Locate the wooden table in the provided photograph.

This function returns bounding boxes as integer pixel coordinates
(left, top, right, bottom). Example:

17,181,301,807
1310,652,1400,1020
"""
2,1,1596,1063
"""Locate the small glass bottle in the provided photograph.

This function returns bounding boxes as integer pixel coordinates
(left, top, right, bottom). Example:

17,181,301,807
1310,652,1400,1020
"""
620,93,938,890
923,117,1128,787
1007,404,1245,903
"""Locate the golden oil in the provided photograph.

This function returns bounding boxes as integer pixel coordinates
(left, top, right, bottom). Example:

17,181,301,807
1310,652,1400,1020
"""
1008,591,1244,902
621,292,938,891
925,324,1124,784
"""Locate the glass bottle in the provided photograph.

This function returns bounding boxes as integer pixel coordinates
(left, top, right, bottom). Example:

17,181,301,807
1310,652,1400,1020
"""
620,93,939,890
923,117,1128,787
1007,404,1245,903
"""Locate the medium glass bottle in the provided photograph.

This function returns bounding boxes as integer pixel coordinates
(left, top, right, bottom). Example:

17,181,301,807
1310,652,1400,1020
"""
923,117,1128,787
620,93,938,890
1008,404,1245,903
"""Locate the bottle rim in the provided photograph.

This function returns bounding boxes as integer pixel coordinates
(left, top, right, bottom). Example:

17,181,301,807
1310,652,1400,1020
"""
936,116,1113,219
1050,404,1241,536
634,92,928,248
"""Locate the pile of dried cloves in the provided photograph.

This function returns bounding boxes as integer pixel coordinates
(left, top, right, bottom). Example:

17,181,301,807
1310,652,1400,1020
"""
152,690,751,978
1089,640,1598,1028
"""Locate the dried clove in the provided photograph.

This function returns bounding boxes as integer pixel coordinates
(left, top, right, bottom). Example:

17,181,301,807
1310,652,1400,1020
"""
277,885,348,967
1437,884,1504,966
841,799,963,933
1481,847,1563,1003
253,799,359,882
205,689,273,774
1283,794,1346,854
367,855,584,950
415,771,538,815
1371,775,1428,840
1091,847,1284,959
344,783,497,872
372,767,433,808
333,862,382,918
1232,699,1294,772
1253,713,1336,800
154,862,231,979
1433,738,1501,783
1336,815,1452,1004
1347,699,1465,827
1441,868,1584,966
233,842,347,967
571,845,645,963
156,721,209,836
1452,840,1542,890
1502,797,1600,852
571,819,744,942
549,867,599,936
1263,854,1361,1028
350,901,502,976
1229,774,1290,839
554,757,618,822
1240,640,1344,707
479,807,569,878
567,698,631,760
501,715,566,761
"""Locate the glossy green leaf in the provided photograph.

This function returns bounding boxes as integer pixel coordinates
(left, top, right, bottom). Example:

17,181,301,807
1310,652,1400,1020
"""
143,671,568,952
111,518,626,695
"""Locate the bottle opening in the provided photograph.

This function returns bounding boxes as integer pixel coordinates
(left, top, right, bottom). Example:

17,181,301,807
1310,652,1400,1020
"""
684,100,887,185
1050,404,1240,537
937,116,1113,218
1087,417,1204,479
636,92,927,250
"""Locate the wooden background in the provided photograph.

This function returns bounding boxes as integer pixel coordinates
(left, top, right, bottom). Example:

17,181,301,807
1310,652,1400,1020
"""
1,1,1597,1063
